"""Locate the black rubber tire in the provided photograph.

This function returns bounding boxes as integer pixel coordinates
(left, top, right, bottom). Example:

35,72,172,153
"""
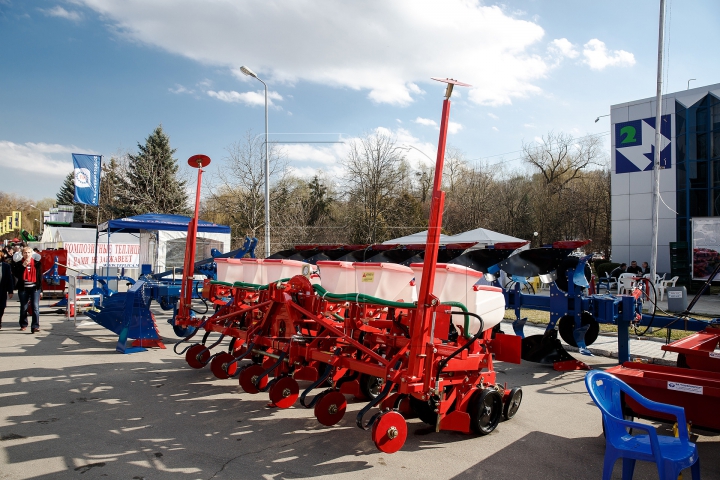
359,374,384,400
408,395,438,426
502,388,522,420
558,312,600,347
469,389,503,435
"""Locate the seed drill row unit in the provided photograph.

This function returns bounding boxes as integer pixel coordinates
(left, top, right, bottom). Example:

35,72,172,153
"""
171,79,529,453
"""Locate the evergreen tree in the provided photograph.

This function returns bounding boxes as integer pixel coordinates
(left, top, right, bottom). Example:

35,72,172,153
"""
116,125,189,217
56,172,75,206
55,172,84,222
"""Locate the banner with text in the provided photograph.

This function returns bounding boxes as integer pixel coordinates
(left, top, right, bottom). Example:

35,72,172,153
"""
65,242,140,269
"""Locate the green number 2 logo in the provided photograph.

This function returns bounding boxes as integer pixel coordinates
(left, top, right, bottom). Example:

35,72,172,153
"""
620,126,637,144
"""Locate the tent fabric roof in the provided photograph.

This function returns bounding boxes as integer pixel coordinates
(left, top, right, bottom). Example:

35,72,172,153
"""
382,230,453,244
98,213,231,234
446,227,524,244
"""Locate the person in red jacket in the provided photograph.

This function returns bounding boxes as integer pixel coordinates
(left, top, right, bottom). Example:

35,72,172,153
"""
12,247,42,333
0,251,14,330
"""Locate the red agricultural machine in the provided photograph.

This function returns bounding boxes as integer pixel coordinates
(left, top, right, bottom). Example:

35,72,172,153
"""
172,79,524,453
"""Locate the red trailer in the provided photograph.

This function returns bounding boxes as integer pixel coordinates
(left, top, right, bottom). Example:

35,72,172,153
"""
606,362,720,432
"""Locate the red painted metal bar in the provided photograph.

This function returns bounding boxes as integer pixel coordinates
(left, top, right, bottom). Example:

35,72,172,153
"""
177,155,210,324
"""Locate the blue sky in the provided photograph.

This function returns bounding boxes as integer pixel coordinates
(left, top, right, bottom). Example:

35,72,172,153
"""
1,0,719,201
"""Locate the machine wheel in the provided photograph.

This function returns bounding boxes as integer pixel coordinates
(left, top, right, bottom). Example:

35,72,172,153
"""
558,312,599,347
185,344,210,369
314,391,347,426
502,387,522,420
269,377,300,409
408,395,438,426
210,352,236,379
238,364,268,394
359,374,384,400
173,325,197,337
371,411,407,453
468,388,503,435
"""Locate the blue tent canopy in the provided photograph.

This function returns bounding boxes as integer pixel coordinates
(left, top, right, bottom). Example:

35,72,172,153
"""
98,213,231,234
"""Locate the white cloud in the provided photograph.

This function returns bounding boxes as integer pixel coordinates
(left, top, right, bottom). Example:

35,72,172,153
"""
414,117,438,127
0,141,95,177
207,90,283,107
169,84,193,94
71,0,553,107
40,6,83,21
487,113,499,120
523,123,535,128
492,127,499,132
448,122,463,134
548,38,579,59
582,39,635,70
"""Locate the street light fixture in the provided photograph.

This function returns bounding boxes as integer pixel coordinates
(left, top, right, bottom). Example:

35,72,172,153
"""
687,78,696,90
29,204,43,235
240,65,271,257
594,114,610,123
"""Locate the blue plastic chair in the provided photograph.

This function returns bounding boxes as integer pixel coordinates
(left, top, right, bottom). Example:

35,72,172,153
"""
585,370,701,480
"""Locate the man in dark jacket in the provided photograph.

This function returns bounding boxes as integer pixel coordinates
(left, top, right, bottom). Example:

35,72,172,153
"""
12,247,42,333
0,251,14,330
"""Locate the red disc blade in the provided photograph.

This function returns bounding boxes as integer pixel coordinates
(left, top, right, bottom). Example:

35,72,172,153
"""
185,344,210,369
372,411,407,453
269,377,300,409
314,391,347,426
239,364,267,394
210,352,233,379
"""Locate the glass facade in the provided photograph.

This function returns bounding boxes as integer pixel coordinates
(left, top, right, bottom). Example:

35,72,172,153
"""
676,95,720,244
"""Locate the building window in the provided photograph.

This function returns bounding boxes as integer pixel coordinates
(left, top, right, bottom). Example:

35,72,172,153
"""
690,190,709,216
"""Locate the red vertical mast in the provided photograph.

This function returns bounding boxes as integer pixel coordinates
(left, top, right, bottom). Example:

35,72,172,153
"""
177,154,211,325
408,79,470,379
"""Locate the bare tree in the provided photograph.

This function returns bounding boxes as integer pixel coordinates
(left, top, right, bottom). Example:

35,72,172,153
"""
205,131,287,254
522,132,602,192
342,131,407,244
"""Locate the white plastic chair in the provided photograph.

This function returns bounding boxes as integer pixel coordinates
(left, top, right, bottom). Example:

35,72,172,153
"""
657,276,679,301
617,273,636,295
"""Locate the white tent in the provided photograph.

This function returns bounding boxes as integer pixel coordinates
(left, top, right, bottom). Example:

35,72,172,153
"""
382,230,453,244
446,227,525,246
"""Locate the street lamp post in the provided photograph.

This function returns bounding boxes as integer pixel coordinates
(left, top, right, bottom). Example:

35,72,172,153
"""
240,65,271,258
594,114,610,123
29,204,43,236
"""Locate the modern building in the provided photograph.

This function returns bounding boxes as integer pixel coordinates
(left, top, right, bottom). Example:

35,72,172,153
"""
611,82,720,279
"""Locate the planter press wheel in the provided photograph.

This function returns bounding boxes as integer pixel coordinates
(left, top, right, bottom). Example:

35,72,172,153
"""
269,377,300,409
468,388,503,435
185,344,210,369
503,387,522,420
558,312,599,347
359,374,384,400
408,395,438,426
371,411,407,453
210,352,237,379
314,390,347,426
238,364,268,394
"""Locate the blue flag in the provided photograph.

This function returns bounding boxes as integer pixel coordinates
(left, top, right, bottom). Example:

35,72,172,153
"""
72,153,102,206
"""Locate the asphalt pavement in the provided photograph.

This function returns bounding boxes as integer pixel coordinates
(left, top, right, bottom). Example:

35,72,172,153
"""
0,298,718,479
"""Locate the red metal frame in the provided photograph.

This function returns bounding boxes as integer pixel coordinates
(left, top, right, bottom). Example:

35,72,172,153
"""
173,80,524,452
607,361,720,431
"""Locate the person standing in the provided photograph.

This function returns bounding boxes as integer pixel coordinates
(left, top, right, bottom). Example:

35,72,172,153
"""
0,251,14,330
12,247,42,333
